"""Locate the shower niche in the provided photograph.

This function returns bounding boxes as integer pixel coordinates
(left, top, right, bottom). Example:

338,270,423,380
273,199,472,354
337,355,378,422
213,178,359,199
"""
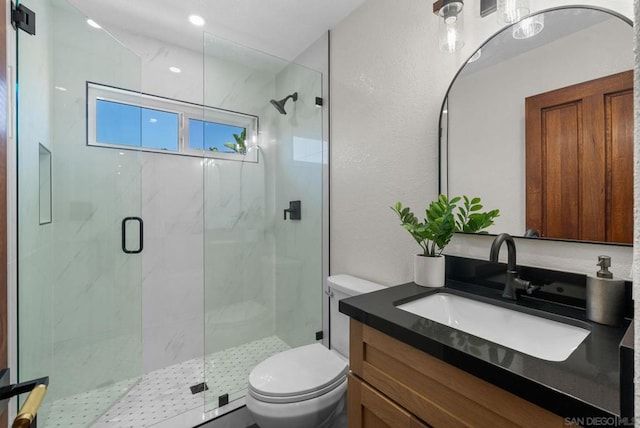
38,143,51,225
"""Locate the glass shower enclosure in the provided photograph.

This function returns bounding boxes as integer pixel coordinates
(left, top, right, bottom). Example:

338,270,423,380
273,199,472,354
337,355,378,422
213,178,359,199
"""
17,0,144,425
202,34,324,409
15,0,324,426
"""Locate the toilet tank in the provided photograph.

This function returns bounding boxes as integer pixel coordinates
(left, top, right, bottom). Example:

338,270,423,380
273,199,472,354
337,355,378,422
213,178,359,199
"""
327,274,386,359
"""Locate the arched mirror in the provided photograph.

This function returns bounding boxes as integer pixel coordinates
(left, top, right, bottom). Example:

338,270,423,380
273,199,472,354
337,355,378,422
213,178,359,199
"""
440,7,633,245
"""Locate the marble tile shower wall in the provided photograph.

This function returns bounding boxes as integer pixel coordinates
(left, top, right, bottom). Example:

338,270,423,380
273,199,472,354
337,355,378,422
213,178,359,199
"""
203,157,275,356
49,4,144,399
60,19,283,376
201,37,280,360
141,153,204,372
140,145,274,371
18,1,288,407
273,63,324,348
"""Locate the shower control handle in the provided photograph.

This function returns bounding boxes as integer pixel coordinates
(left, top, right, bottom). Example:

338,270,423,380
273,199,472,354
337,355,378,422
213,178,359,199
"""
122,217,143,254
283,200,301,220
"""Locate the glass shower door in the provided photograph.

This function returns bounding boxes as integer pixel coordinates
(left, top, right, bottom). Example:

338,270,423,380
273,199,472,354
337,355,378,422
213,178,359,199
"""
202,33,324,411
16,1,144,426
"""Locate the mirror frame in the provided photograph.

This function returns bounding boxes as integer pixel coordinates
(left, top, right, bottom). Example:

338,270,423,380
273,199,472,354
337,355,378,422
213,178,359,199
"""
438,5,633,246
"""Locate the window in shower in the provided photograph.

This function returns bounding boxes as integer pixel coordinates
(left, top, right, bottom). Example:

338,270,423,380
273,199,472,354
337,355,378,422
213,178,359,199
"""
96,100,179,151
87,82,259,162
188,119,246,154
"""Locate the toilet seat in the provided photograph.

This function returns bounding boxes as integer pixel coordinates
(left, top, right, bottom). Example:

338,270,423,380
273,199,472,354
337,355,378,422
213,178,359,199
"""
248,343,348,404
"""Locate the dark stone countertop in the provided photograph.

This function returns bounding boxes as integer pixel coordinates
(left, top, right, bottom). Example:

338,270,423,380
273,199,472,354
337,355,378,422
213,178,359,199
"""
621,322,634,351
619,322,634,420
340,279,630,423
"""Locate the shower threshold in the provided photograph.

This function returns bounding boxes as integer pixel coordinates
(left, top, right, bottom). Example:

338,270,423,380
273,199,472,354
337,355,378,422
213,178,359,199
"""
41,336,290,428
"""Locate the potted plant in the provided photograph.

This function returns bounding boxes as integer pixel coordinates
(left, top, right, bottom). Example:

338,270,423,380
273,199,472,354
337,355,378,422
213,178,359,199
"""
392,195,499,287
223,129,247,154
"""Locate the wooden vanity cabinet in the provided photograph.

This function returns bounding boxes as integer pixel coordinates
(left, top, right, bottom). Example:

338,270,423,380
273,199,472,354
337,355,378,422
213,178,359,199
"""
348,375,429,428
348,319,569,428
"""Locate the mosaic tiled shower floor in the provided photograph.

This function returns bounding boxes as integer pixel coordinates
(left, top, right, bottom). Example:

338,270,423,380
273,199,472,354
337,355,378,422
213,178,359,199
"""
41,336,290,428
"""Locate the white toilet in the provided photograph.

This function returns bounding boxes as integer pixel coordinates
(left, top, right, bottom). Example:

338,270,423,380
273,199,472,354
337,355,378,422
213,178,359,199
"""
245,274,385,428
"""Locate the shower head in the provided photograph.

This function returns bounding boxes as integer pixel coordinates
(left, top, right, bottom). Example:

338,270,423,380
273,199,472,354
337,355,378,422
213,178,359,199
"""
270,92,298,115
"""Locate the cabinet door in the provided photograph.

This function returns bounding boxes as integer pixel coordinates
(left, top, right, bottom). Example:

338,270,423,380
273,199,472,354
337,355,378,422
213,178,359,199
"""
348,375,428,428
351,320,570,428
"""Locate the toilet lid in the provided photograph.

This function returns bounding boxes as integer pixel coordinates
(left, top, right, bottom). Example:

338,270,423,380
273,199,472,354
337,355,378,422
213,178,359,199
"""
249,343,348,400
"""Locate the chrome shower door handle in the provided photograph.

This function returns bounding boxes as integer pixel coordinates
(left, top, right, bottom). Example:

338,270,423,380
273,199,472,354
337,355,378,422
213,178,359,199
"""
121,217,143,254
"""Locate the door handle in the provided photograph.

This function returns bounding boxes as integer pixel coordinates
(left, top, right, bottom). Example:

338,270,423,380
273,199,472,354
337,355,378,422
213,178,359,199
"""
0,370,49,428
13,384,47,428
121,217,143,254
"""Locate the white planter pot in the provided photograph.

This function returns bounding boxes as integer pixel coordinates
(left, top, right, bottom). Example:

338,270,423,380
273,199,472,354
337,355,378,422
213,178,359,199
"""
414,255,445,287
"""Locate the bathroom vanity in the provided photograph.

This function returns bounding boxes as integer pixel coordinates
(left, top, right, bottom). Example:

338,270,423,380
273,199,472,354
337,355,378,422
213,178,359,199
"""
340,258,631,428
340,5,635,426
348,320,566,427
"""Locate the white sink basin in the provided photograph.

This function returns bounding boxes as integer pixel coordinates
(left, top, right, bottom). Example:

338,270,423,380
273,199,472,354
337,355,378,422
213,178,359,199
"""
396,292,590,362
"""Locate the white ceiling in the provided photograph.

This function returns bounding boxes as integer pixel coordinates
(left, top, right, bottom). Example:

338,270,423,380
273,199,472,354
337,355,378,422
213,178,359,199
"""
67,0,366,61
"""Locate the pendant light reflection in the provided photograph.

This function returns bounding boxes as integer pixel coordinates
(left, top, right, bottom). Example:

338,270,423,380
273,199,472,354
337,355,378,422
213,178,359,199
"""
433,0,464,53
86,18,101,29
467,49,481,63
512,14,544,39
497,0,530,25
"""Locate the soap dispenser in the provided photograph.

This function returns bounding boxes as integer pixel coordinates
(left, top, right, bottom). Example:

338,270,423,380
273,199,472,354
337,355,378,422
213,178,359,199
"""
585,255,625,326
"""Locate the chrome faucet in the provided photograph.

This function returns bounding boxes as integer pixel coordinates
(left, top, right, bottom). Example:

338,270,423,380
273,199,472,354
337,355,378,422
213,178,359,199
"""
489,233,538,300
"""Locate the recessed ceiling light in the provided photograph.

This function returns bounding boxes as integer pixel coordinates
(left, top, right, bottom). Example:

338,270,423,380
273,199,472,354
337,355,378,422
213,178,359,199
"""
54,86,67,91
188,14,205,26
87,19,101,29
169,66,181,73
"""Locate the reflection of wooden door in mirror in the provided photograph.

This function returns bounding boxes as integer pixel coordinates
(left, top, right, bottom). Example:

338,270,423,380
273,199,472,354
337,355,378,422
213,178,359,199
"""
525,70,632,244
